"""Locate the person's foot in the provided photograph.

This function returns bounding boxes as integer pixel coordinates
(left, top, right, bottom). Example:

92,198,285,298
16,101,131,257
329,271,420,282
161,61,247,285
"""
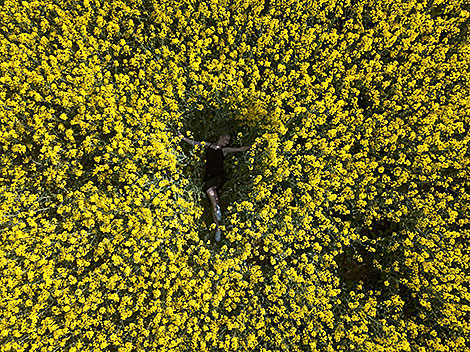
215,228,221,242
214,204,222,222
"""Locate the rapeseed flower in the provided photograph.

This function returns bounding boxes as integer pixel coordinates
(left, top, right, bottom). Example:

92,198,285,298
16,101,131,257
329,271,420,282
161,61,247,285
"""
1,0,469,351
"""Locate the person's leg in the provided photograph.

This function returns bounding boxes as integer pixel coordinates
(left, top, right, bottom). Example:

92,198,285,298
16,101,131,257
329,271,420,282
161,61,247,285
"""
205,186,221,225
205,186,222,241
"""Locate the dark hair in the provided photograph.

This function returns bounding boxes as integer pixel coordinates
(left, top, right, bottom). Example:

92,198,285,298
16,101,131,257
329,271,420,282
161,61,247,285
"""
217,126,231,137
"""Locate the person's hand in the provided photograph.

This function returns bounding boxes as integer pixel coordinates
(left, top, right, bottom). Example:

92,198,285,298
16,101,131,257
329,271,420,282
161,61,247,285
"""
177,130,184,139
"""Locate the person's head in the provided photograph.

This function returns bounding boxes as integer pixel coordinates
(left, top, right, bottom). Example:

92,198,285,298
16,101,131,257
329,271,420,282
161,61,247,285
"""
217,126,231,147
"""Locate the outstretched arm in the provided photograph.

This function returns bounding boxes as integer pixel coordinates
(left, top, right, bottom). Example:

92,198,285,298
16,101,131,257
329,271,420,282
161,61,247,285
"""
178,131,209,147
223,146,251,154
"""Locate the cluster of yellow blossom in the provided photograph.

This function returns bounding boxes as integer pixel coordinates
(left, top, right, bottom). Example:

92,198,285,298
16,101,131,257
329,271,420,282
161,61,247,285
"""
1,0,469,351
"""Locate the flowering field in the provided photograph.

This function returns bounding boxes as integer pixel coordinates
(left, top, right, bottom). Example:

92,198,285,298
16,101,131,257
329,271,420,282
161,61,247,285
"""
1,0,470,351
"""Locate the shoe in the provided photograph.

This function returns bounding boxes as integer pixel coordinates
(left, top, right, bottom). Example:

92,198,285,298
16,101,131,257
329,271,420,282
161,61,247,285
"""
215,228,221,242
214,204,222,222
